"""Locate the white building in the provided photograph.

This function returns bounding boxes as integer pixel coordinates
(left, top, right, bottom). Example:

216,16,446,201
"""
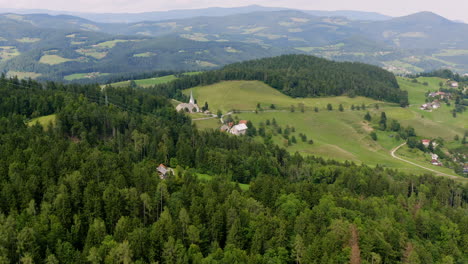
230,123,248,136
176,90,200,113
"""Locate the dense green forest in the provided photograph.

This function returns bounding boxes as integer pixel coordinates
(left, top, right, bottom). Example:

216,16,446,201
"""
0,76,466,263
148,55,409,106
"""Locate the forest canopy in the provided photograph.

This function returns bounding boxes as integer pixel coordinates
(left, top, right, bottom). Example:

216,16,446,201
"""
148,55,409,106
0,76,465,263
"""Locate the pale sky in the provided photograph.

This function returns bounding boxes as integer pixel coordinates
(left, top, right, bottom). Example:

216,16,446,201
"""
1,0,468,22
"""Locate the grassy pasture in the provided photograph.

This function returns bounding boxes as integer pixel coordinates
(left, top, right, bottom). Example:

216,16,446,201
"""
0,46,20,61
108,72,201,88
27,114,56,129
133,52,157,57
95,39,130,48
39,55,75,65
16,37,40,43
65,72,109,81
7,71,41,79
183,78,468,178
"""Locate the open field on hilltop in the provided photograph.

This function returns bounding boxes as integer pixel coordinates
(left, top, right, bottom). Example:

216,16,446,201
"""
16,37,40,43
185,78,468,179
95,39,131,48
65,72,109,81
110,75,178,88
27,114,56,129
184,81,382,113
39,55,75,65
0,46,20,61
133,52,157,57
397,77,468,138
109,72,201,88
7,71,41,79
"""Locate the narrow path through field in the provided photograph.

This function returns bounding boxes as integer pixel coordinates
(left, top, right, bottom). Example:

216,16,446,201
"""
390,142,460,179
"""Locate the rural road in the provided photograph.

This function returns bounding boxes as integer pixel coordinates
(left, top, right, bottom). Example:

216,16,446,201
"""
390,142,460,179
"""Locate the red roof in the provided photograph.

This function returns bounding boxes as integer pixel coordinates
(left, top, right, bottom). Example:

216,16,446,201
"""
238,120,248,125
158,164,167,168
422,139,431,143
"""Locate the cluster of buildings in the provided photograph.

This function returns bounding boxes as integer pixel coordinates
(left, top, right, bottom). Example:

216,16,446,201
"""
220,120,249,136
421,140,443,166
420,100,441,111
420,90,454,111
428,91,450,99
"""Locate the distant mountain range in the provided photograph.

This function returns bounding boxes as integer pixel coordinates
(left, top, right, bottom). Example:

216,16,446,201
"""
0,5,392,23
1,6,468,82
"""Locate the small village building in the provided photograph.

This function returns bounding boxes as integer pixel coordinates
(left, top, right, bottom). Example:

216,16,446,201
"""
230,123,248,135
450,81,459,88
176,90,200,113
238,120,248,125
431,159,442,166
220,125,230,132
157,164,174,179
463,165,468,174
421,139,431,147
431,153,439,160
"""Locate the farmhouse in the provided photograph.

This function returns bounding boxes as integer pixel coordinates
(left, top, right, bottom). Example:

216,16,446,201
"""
431,159,442,166
157,164,174,179
176,90,200,113
421,139,431,147
450,81,459,88
230,123,248,136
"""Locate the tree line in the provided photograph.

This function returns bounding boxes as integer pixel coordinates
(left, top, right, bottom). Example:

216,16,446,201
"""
147,55,409,106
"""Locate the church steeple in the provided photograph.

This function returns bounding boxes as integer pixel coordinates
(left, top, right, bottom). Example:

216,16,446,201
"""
189,89,195,104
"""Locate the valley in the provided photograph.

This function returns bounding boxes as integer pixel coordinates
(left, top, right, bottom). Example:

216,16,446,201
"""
0,3,467,263
3,9,468,82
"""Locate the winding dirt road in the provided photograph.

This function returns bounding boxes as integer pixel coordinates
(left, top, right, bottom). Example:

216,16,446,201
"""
390,142,460,179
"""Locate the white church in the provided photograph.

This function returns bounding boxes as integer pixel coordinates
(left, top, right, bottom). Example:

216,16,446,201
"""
176,90,200,113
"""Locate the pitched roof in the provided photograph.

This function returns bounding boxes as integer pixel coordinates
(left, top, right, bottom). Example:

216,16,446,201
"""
238,120,248,125
233,123,248,130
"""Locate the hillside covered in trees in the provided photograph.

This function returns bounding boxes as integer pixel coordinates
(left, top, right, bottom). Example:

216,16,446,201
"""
0,76,465,263
149,55,409,106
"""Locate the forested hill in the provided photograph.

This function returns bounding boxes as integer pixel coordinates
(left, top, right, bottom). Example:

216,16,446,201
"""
151,54,409,105
0,76,466,262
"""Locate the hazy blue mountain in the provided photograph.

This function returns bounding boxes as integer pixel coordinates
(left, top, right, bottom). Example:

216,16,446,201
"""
3,8,468,79
0,5,391,23
304,10,391,21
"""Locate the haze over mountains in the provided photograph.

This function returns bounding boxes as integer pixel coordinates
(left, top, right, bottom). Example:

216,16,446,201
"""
0,5,392,23
1,5,468,82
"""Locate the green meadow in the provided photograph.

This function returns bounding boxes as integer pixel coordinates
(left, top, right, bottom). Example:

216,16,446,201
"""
39,55,75,65
188,78,467,180
108,72,201,88
27,114,57,129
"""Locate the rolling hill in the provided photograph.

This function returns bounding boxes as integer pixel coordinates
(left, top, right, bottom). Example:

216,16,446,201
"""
3,8,468,82
0,5,391,23
0,13,288,82
187,77,467,179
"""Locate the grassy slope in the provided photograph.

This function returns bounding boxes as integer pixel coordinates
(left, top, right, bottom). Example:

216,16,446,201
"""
187,79,467,179
27,114,56,129
109,72,201,88
110,75,178,88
